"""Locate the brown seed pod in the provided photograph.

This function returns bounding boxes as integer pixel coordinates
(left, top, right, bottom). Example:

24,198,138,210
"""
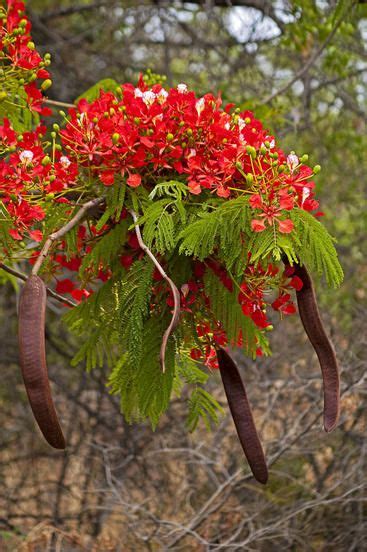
217,347,268,484
18,275,66,449
291,263,340,432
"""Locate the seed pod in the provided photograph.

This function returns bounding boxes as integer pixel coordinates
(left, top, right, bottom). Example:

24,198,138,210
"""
18,275,66,449
292,263,340,432
217,347,268,484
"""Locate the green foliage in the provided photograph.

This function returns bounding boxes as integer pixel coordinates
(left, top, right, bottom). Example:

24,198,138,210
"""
136,181,189,253
64,278,119,370
118,258,154,365
76,78,119,103
178,196,251,270
0,88,39,133
64,225,78,259
42,202,71,237
291,209,344,287
176,357,209,386
79,220,128,279
247,227,277,263
95,182,127,230
229,208,343,288
174,356,224,431
136,318,175,427
65,252,228,429
179,208,221,259
0,202,14,255
247,225,301,265
148,180,188,201
71,326,113,372
186,387,224,432
138,198,177,253
108,317,175,428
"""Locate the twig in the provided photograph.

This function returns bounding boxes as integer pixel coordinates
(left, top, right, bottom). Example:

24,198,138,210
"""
44,98,75,109
0,263,76,307
32,197,105,276
262,12,346,104
39,1,110,22
130,210,181,373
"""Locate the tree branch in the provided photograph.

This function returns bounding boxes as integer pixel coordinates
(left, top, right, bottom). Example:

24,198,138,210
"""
262,12,346,104
0,263,76,307
32,197,105,276
44,98,75,109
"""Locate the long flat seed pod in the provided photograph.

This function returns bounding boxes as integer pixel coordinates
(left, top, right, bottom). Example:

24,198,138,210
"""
18,275,66,449
217,347,268,484
291,263,340,432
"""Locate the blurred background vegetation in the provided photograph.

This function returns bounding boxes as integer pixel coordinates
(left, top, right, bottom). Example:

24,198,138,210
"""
0,1,366,550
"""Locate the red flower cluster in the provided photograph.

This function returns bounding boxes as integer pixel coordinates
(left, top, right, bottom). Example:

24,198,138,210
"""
0,120,78,241
0,0,52,115
190,321,228,370
0,0,323,367
59,77,320,233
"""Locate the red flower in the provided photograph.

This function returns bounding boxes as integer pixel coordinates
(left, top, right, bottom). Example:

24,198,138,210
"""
120,254,134,270
278,219,294,234
99,171,115,186
127,173,142,188
71,288,90,302
29,229,43,242
56,279,75,294
289,275,303,291
272,293,296,315
204,347,219,369
251,219,266,232
190,348,202,360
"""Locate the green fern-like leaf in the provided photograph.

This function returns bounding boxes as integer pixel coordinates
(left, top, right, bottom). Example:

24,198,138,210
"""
186,387,224,432
71,326,114,371
107,353,139,423
108,316,175,427
148,180,188,201
79,220,128,278
178,209,221,259
137,198,178,253
0,202,15,253
291,209,344,287
247,227,275,263
95,182,127,230
176,356,209,385
136,317,175,428
63,278,119,370
178,196,251,268
118,258,154,365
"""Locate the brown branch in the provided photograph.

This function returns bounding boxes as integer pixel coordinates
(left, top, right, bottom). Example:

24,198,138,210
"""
130,210,181,373
0,262,76,307
44,98,75,109
32,197,104,276
262,11,346,104
39,1,110,22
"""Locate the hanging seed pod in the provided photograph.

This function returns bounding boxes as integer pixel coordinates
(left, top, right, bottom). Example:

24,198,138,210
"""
18,275,66,449
217,347,268,484
291,263,340,432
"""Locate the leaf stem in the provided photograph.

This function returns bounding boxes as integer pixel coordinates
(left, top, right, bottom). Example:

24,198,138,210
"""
130,209,181,373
